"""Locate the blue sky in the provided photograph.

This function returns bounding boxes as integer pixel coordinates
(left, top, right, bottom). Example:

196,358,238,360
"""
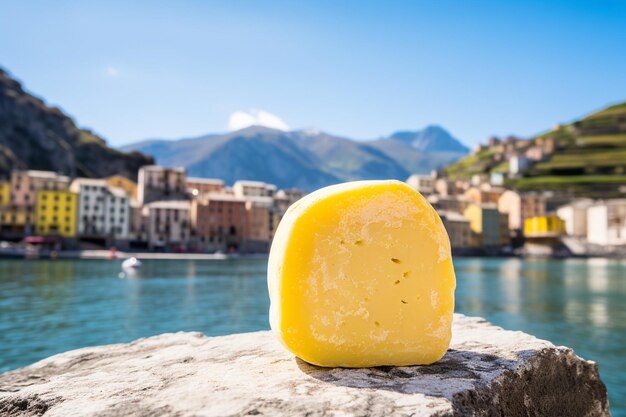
1,1,625,146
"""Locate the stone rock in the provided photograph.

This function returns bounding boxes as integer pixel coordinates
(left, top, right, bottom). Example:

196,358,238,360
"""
0,314,610,417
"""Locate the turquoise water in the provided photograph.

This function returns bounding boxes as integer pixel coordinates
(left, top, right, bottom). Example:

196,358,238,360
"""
0,258,624,415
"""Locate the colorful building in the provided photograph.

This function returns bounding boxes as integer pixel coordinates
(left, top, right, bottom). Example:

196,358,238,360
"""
233,180,276,198
523,216,566,237
497,191,547,231
138,166,187,205
143,200,191,249
0,181,9,207
70,179,130,240
439,210,472,249
406,174,435,195
463,204,509,247
190,193,248,252
35,190,77,237
186,177,225,197
587,200,626,245
464,185,505,205
556,199,594,237
3,170,70,235
106,175,138,202
245,196,273,252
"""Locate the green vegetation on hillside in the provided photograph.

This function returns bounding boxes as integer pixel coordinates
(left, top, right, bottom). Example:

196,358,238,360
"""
444,101,626,196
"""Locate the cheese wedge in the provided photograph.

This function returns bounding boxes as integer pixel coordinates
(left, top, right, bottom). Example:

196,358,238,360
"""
268,180,455,367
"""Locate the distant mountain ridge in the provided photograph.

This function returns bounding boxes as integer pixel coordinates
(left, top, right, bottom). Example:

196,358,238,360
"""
389,125,469,153
123,125,469,191
0,68,153,180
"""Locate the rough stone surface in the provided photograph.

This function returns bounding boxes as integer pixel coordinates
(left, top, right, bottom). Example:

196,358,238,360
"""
0,314,610,417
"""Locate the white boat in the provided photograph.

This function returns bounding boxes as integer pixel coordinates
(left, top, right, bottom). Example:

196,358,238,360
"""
121,257,142,270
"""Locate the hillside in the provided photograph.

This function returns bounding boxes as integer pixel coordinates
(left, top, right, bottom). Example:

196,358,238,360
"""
124,126,468,191
444,102,626,196
0,68,153,179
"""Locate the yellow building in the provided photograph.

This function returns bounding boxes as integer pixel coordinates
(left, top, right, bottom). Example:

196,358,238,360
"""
106,175,138,202
0,181,9,207
35,190,78,237
524,215,565,237
463,203,509,247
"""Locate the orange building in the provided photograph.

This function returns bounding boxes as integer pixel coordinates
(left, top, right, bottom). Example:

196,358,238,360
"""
190,194,248,252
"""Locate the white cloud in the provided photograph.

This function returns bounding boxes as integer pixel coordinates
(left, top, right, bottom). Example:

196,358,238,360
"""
228,109,289,131
104,65,120,78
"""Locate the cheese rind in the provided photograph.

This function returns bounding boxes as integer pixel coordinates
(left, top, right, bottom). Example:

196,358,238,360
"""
268,180,456,367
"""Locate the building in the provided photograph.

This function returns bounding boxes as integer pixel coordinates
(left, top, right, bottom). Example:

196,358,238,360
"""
190,193,248,252
35,190,77,237
143,200,191,249
463,204,508,247
439,210,472,249
524,216,566,237
106,175,138,202
233,180,277,198
245,196,273,252
406,174,435,195
427,195,470,214
70,179,130,241
138,166,187,205
556,199,594,237
434,178,461,197
3,170,70,235
490,172,505,186
509,155,531,175
186,178,225,197
497,191,547,231
273,188,305,213
464,185,505,205
128,201,148,245
0,181,9,207
587,200,626,245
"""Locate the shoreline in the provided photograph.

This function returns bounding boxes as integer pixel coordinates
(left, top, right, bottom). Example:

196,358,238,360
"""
0,248,623,260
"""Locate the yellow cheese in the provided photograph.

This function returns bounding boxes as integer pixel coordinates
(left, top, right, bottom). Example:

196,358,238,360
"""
268,180,456,367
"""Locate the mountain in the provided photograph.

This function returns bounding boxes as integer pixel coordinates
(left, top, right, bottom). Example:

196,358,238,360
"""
124,126,468,191
444,101,626,197
0,68,153,180
388,125,470,153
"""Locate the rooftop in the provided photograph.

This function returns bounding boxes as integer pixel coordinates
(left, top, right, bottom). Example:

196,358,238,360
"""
145,200,190,210
186,177,225,185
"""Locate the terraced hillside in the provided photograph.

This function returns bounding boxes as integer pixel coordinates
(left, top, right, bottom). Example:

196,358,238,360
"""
445,102,626,196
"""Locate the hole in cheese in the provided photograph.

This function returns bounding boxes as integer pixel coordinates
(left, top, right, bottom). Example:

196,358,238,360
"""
391,258,401,264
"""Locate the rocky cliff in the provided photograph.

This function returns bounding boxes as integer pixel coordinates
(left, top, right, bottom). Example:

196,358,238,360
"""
0,68,153,180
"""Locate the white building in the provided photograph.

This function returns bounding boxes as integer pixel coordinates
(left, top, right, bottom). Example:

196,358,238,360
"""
70,179,130,239
406,174,435,195
509,155,531,176
556,199,594,237
587,200,626,245
138,165,187,205
233,180,277,198
143,200,191,249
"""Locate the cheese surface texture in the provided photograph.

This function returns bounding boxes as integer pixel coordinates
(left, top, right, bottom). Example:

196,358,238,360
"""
268,180,456,367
